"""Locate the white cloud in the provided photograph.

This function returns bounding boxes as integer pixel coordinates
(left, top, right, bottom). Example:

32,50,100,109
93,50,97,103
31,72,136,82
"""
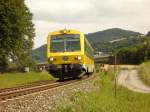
25,0,150,48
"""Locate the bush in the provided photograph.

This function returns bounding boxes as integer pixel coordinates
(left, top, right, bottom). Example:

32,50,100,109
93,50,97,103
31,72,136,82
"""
138,61,150,86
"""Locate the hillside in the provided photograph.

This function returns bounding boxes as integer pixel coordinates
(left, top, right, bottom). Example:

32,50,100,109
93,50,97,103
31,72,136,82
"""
93,36,146,52
86,28,141,43
32,45,47,63
32,28,142,62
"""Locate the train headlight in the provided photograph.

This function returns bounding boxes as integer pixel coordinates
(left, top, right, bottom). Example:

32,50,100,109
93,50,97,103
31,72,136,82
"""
63,30,67,34
50,57,54,61
77,56,82,60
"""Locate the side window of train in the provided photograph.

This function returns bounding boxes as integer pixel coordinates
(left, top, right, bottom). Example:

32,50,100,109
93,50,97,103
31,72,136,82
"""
84,39,93,59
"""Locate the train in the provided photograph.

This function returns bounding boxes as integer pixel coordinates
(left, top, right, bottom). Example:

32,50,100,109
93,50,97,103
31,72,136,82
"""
47,29,94,80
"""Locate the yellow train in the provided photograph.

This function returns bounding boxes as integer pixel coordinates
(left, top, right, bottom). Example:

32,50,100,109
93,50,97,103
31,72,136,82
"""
47,29,94,80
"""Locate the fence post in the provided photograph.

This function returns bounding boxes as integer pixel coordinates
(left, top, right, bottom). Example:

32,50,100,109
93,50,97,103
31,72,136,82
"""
114,55,117,98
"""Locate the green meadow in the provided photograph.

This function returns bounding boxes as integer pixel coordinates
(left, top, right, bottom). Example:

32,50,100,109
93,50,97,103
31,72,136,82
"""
0,72,55,89
57,69,150,112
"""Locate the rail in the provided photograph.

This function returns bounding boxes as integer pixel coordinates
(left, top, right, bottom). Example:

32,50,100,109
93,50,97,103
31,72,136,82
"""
0,74,91,101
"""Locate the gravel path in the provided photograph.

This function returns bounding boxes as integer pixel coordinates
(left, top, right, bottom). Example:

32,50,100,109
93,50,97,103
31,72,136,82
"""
118,69,150,93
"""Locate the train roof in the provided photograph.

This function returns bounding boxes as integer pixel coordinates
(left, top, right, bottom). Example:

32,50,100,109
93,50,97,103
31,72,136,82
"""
48,29,83,36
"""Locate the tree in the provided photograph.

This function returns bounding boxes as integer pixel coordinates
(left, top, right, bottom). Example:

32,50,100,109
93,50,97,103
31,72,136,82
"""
0,0,35,72
146,31,150,37
115,38,150,64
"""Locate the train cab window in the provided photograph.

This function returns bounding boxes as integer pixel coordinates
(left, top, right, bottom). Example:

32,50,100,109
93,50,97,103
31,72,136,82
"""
65,35,80,52
51,37,64,52
50,34,80,52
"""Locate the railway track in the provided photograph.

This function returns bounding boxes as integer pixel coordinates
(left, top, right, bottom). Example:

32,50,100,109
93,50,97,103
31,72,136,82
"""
0,80,55,93
0,75,91,102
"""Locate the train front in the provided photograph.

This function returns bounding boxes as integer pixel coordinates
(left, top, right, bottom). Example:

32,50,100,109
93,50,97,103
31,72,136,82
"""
47,29,84,80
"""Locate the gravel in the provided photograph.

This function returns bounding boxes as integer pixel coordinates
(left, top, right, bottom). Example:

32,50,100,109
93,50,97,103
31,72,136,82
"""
0,74,99,112
118,70,150,93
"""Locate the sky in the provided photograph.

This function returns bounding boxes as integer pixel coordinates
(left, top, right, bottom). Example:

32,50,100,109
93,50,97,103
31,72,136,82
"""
25,0,150,48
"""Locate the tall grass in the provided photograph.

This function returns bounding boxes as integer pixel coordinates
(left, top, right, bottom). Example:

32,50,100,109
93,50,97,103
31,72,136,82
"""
0,72,55,89
138,61,150,86
57,69,150,112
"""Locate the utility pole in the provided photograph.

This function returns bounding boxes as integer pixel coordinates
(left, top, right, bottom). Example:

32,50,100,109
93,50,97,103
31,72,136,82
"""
114,55,117,98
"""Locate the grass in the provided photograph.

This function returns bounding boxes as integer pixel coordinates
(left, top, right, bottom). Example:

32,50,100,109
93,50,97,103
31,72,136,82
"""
0,72,55,89
138,61,150,86
57,69,150,112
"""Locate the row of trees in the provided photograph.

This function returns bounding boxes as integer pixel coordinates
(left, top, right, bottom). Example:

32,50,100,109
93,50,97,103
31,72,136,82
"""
0,0,35,72
116,38,150,64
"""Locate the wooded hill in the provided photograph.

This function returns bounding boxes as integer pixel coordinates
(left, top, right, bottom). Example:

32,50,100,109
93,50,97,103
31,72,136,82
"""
32,28,142,62
86,28,141,43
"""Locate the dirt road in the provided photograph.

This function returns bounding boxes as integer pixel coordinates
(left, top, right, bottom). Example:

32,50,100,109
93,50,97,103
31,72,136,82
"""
118,69,150,93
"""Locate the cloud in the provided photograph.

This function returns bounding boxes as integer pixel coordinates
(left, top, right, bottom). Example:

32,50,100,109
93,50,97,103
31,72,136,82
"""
27,0,98,23
25,0,150,48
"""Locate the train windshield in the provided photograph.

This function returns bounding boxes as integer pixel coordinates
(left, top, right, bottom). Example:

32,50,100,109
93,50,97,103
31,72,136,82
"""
51,34,80,52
